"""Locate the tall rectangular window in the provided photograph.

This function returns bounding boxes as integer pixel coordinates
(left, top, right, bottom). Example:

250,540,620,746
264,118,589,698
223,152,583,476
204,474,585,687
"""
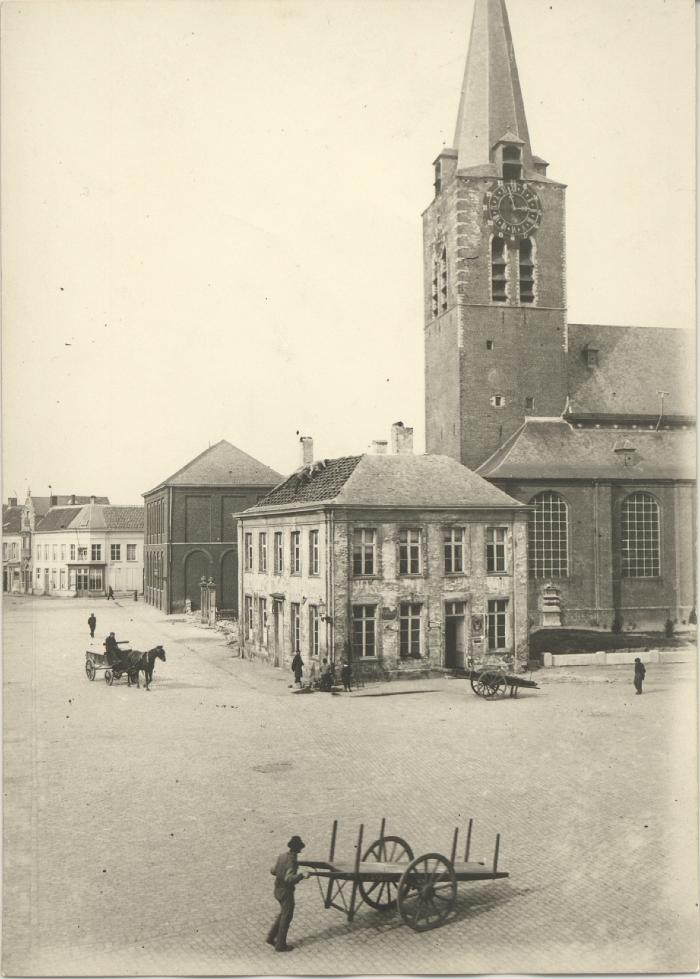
70,544,76,560
353,528,376,576
91,544,101,561
486,527,507,573
353,605,376,658
309,530,320,576
36,546,41,561
245,595,254,638
52,545,57,561
259,533,267,573
88,568,103,590
127,544,137,561
487,599,509,651
291,531,301,574
290,602,300,653
274,532,284,573
444,527,465,574
399,603,422,659
258,597,268,644
622,493,660,578
309,605,319,658
399,529,422,575
111,544,121,562
244,533,253,571
44,544,49,560
61,544,66,561
78,546,88,560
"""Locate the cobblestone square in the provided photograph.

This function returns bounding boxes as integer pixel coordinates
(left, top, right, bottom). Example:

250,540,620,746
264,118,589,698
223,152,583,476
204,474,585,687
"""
3,596,698,975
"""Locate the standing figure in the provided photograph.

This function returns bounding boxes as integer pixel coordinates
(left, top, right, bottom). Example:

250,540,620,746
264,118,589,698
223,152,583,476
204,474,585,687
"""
88,613,97,638
291,651,304,687
634,657,646,695
266,836,308,952
341,660,353,692
319,658,333,691
107,586,115,601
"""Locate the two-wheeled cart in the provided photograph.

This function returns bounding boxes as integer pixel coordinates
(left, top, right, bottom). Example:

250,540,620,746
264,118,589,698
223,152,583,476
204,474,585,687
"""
466,665,539,698
298,816,507,932
84,641,132,685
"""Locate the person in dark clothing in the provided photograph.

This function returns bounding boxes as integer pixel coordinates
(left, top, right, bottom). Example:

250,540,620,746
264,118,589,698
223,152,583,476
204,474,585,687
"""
634,657,646,695
291,652,304,687
341,660,353,692
88,613,97,638
319,658,333,691
107,586,115,600
104,632,121,667
266,836,309,952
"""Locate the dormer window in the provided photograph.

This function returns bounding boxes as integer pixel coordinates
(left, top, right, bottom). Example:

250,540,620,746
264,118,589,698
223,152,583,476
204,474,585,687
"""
502,145,522,181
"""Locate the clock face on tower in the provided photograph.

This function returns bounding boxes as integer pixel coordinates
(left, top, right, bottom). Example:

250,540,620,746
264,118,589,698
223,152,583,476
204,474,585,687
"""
486,182,543,240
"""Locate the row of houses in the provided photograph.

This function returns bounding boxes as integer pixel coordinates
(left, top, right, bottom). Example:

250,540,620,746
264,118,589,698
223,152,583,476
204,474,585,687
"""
2,494,144,597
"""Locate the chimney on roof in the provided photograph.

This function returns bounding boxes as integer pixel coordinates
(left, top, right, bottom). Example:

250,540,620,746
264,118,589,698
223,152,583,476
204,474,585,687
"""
69,494,76,505
299,436,313,466
8,497,17,507
390,421,414,455
371,440,388,455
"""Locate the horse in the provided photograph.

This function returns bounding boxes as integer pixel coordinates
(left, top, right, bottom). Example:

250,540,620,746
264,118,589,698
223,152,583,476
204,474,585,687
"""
123,645,166,690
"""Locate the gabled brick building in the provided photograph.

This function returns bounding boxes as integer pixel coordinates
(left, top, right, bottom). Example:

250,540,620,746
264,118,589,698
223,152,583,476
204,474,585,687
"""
143,440,282,614
238,430,528,675
423,0,696,630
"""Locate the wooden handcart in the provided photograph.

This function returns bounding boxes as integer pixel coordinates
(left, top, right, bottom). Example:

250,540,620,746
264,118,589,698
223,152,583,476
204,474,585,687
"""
298,816,507,932
466,665,538,698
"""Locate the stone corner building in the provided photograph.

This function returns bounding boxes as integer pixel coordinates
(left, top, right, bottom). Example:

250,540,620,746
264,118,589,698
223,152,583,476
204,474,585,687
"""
142,440,283,614
238,431,529,675
423,0,696,630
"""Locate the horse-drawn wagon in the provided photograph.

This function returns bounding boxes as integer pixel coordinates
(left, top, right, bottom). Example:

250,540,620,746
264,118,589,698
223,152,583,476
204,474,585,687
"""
84,641,166,689
298,816,507,932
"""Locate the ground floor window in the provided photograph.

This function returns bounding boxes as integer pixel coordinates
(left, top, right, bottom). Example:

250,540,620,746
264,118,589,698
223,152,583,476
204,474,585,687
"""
89,568,103,591
352,605,376,658
486,598,509,651
245,595,253,639
76,568,89,590
309,605,320,658
290,602,301,653
258,597,267,645
399,602,422,659
60,569,66,589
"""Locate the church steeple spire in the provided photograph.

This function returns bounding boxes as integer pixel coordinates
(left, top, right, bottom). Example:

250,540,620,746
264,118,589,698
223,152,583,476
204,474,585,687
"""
453,0,532,173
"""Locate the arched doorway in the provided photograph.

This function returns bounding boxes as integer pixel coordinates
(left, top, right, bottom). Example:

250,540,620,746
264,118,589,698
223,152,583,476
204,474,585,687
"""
184,550,209,610
220,549,238,615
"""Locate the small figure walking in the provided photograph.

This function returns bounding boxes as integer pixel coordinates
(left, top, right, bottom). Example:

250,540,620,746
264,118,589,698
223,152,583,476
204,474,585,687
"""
266,835,309,952
107,586,115,601
634,657,646,695
88,613,97,638
291,651,304,687
341,660,353,692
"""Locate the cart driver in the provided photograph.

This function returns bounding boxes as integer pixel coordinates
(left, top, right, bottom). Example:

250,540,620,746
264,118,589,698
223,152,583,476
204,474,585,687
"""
104,632,122,667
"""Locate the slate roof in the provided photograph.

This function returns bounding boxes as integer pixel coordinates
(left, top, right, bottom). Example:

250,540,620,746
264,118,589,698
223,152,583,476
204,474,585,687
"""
2,505,23,535
246,454,525,514
146,440,283,494
35,506,83,531
30,495,109,517
477,419,696,482
566,324,695,420
36,504,144,532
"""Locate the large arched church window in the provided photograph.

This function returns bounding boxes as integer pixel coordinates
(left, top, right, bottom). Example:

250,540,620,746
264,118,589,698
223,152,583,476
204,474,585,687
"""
528,491,569,578
621,492,660,577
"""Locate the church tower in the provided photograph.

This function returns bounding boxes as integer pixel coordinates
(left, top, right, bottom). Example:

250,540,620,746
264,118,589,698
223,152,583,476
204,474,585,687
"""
424,0,568,470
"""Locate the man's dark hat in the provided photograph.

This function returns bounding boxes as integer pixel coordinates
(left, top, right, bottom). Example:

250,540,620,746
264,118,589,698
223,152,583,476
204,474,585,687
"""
288,835,305,852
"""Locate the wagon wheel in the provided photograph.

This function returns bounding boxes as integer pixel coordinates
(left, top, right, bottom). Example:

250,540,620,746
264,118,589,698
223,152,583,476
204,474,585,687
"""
474,670,506,698
104,670,114,685
358,835,414,910
85,659,96,681
397,853,457,931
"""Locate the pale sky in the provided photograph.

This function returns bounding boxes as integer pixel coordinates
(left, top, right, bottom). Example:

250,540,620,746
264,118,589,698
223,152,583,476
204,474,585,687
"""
1,0,695,505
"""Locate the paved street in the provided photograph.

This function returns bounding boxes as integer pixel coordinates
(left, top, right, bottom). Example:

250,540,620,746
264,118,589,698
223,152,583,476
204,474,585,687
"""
3,595,698,975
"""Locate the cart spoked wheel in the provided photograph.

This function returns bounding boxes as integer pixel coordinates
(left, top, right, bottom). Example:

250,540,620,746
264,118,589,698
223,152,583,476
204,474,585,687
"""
105,670,114,685
359,835,414,910
397,853,457,931
85,660,96,681
473,670,506,698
